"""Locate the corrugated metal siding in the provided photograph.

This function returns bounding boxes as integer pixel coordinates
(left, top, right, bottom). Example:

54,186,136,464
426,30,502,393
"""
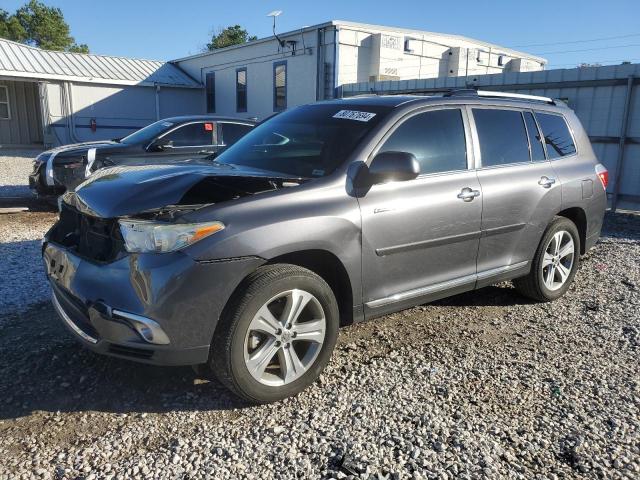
0,39,200,88
342,63,640,209
0,79,42,146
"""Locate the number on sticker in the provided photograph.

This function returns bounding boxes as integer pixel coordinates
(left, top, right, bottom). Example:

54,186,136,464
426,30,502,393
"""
333,110,377,122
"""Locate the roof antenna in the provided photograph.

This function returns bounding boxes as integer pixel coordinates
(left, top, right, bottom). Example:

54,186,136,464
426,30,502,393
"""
267,11,285,48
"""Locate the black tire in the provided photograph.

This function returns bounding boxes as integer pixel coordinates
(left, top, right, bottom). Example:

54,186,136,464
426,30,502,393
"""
209,264,339,403
514,216,580,302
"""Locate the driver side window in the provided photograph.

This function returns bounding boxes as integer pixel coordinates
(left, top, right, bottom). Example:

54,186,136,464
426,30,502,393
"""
378,109,468,175
162,122,216,147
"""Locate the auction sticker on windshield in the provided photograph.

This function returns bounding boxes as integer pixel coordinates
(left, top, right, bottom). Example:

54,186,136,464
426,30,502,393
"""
333,110,377,122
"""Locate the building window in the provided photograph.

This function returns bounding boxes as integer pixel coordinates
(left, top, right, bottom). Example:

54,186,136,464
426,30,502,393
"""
404,37,415,53
273,61,287,112
236,68,247,112
205,72,215,113
498,55,505,67
0,85,10,120
476,49,488,64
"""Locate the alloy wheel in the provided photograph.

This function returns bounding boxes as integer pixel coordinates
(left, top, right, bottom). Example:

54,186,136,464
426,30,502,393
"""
243,289,326,386
541,230,575,291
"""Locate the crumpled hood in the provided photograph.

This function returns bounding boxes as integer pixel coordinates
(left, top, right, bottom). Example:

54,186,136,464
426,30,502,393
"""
65,163,301,218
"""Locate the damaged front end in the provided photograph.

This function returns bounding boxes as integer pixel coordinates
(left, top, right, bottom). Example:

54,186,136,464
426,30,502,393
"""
49,163,304,263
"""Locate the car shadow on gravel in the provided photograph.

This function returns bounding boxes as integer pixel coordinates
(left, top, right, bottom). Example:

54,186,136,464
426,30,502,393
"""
0,192,57,211
0,302,250,421
431,283,536,308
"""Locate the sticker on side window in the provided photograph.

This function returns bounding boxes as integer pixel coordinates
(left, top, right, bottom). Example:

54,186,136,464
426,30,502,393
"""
333,110,376,122
204,123,213,131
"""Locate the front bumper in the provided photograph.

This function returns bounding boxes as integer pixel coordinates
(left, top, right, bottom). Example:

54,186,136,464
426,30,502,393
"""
43,240,264,365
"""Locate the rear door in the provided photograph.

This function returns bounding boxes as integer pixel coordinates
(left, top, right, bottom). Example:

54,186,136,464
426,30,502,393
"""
359,107,483,316
470,107,561,286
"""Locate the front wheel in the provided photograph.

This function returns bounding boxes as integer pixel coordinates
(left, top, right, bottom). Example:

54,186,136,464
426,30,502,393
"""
514,217,580,302
209,264,339,403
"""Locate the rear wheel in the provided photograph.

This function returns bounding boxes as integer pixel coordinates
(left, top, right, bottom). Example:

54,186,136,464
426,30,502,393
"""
514,217,580,302
209,264,339,403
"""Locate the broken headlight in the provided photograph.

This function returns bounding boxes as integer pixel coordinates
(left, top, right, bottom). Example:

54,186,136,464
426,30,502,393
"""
118,219,225,253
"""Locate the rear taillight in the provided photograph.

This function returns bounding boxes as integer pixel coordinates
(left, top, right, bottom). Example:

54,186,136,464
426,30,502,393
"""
595,164,608,189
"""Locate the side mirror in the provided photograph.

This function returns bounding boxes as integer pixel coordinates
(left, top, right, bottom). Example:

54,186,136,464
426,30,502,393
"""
148,138,173,152
368,151,420,184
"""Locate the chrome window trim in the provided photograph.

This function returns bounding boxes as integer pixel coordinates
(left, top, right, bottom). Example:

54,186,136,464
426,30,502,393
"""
148,120,254,150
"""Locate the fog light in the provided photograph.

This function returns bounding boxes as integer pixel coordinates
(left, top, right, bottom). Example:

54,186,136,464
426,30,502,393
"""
112,309,170,345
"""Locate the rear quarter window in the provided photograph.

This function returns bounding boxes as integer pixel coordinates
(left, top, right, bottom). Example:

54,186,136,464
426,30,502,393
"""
535,112,577,159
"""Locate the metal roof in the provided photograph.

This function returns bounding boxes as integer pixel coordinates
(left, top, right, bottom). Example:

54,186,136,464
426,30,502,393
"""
174,20,546,65
0,38,201,88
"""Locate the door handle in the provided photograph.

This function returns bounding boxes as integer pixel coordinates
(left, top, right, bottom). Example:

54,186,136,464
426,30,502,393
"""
457,187,480,202
538,176,556,188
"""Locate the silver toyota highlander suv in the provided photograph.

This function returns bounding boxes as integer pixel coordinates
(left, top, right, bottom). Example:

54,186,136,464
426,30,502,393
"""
43,90,608,403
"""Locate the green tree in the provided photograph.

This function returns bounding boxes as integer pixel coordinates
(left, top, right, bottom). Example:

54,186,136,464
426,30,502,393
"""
206,25,257,51
0,0,89,53
0,9,27,42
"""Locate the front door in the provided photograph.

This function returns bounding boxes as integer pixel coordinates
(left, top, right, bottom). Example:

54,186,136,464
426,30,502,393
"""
359,107,483,317
470,107,561,285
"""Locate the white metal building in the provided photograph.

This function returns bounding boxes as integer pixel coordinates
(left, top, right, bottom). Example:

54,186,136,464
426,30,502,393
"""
0,38,202,148
175,20,546,120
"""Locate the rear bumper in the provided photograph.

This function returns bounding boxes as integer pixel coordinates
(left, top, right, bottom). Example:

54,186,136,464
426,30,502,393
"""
43,239,265,366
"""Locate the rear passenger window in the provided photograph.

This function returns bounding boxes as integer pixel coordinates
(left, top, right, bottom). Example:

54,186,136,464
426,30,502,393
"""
222,123,253,146
473,109,530,167
523,112,546,161
535,112,576,158
378,109,467,175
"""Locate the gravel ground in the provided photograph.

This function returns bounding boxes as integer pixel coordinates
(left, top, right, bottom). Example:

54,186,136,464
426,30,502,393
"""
0,212,638,479
0,149,41,198
0,212,57,317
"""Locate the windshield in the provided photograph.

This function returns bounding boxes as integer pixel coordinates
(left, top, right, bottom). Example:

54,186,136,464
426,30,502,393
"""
119,119,176,145
215,104,390,178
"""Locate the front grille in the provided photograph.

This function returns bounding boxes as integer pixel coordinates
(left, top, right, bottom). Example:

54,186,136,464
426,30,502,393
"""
51,204,125,262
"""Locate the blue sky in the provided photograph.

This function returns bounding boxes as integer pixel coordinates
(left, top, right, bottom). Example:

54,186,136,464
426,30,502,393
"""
4,0,640,68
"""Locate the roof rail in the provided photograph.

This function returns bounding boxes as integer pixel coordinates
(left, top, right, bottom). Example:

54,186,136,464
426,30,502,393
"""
444,89,556,105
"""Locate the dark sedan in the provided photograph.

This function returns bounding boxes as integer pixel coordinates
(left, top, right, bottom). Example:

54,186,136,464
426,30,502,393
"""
29,116,255,197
